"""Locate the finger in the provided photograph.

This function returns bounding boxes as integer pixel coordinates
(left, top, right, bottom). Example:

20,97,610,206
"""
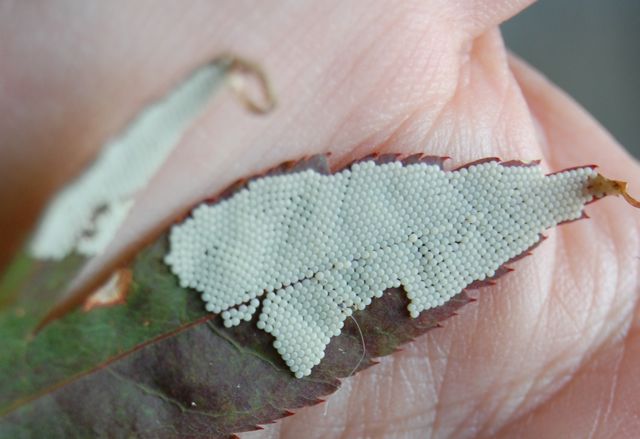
456,0,536,37
490,55,640,438
508,55,640,178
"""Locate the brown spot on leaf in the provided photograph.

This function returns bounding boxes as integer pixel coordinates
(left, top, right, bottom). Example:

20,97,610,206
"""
83,269,132,312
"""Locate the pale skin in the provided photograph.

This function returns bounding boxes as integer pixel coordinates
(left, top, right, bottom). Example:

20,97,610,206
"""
1,1,639,438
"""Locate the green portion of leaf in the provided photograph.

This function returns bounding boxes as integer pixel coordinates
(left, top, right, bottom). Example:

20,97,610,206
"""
0,237,209,414
0,230,471,438
0,252,85,314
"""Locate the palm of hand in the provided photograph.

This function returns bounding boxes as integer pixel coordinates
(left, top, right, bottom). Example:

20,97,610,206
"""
2,2,638,438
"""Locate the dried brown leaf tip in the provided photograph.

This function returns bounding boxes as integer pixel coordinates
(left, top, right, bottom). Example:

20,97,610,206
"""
218,53,276,114
588,173,640,208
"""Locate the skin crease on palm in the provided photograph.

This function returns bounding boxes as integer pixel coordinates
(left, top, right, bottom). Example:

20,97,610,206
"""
1,0,640,438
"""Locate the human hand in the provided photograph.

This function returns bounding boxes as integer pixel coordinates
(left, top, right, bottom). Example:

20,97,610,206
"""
2,1,638,437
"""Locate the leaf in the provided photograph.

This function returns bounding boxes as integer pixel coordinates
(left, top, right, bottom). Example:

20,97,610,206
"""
0,232,471,438
0,155,637,438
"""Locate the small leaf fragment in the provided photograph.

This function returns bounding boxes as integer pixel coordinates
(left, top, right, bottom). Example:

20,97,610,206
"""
588,174,640,208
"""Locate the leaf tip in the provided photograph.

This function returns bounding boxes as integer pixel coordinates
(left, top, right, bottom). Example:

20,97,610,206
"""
589,174,640,208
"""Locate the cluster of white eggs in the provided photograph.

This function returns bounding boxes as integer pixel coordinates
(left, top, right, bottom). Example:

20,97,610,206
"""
30,64,224,260
164,159,597,377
